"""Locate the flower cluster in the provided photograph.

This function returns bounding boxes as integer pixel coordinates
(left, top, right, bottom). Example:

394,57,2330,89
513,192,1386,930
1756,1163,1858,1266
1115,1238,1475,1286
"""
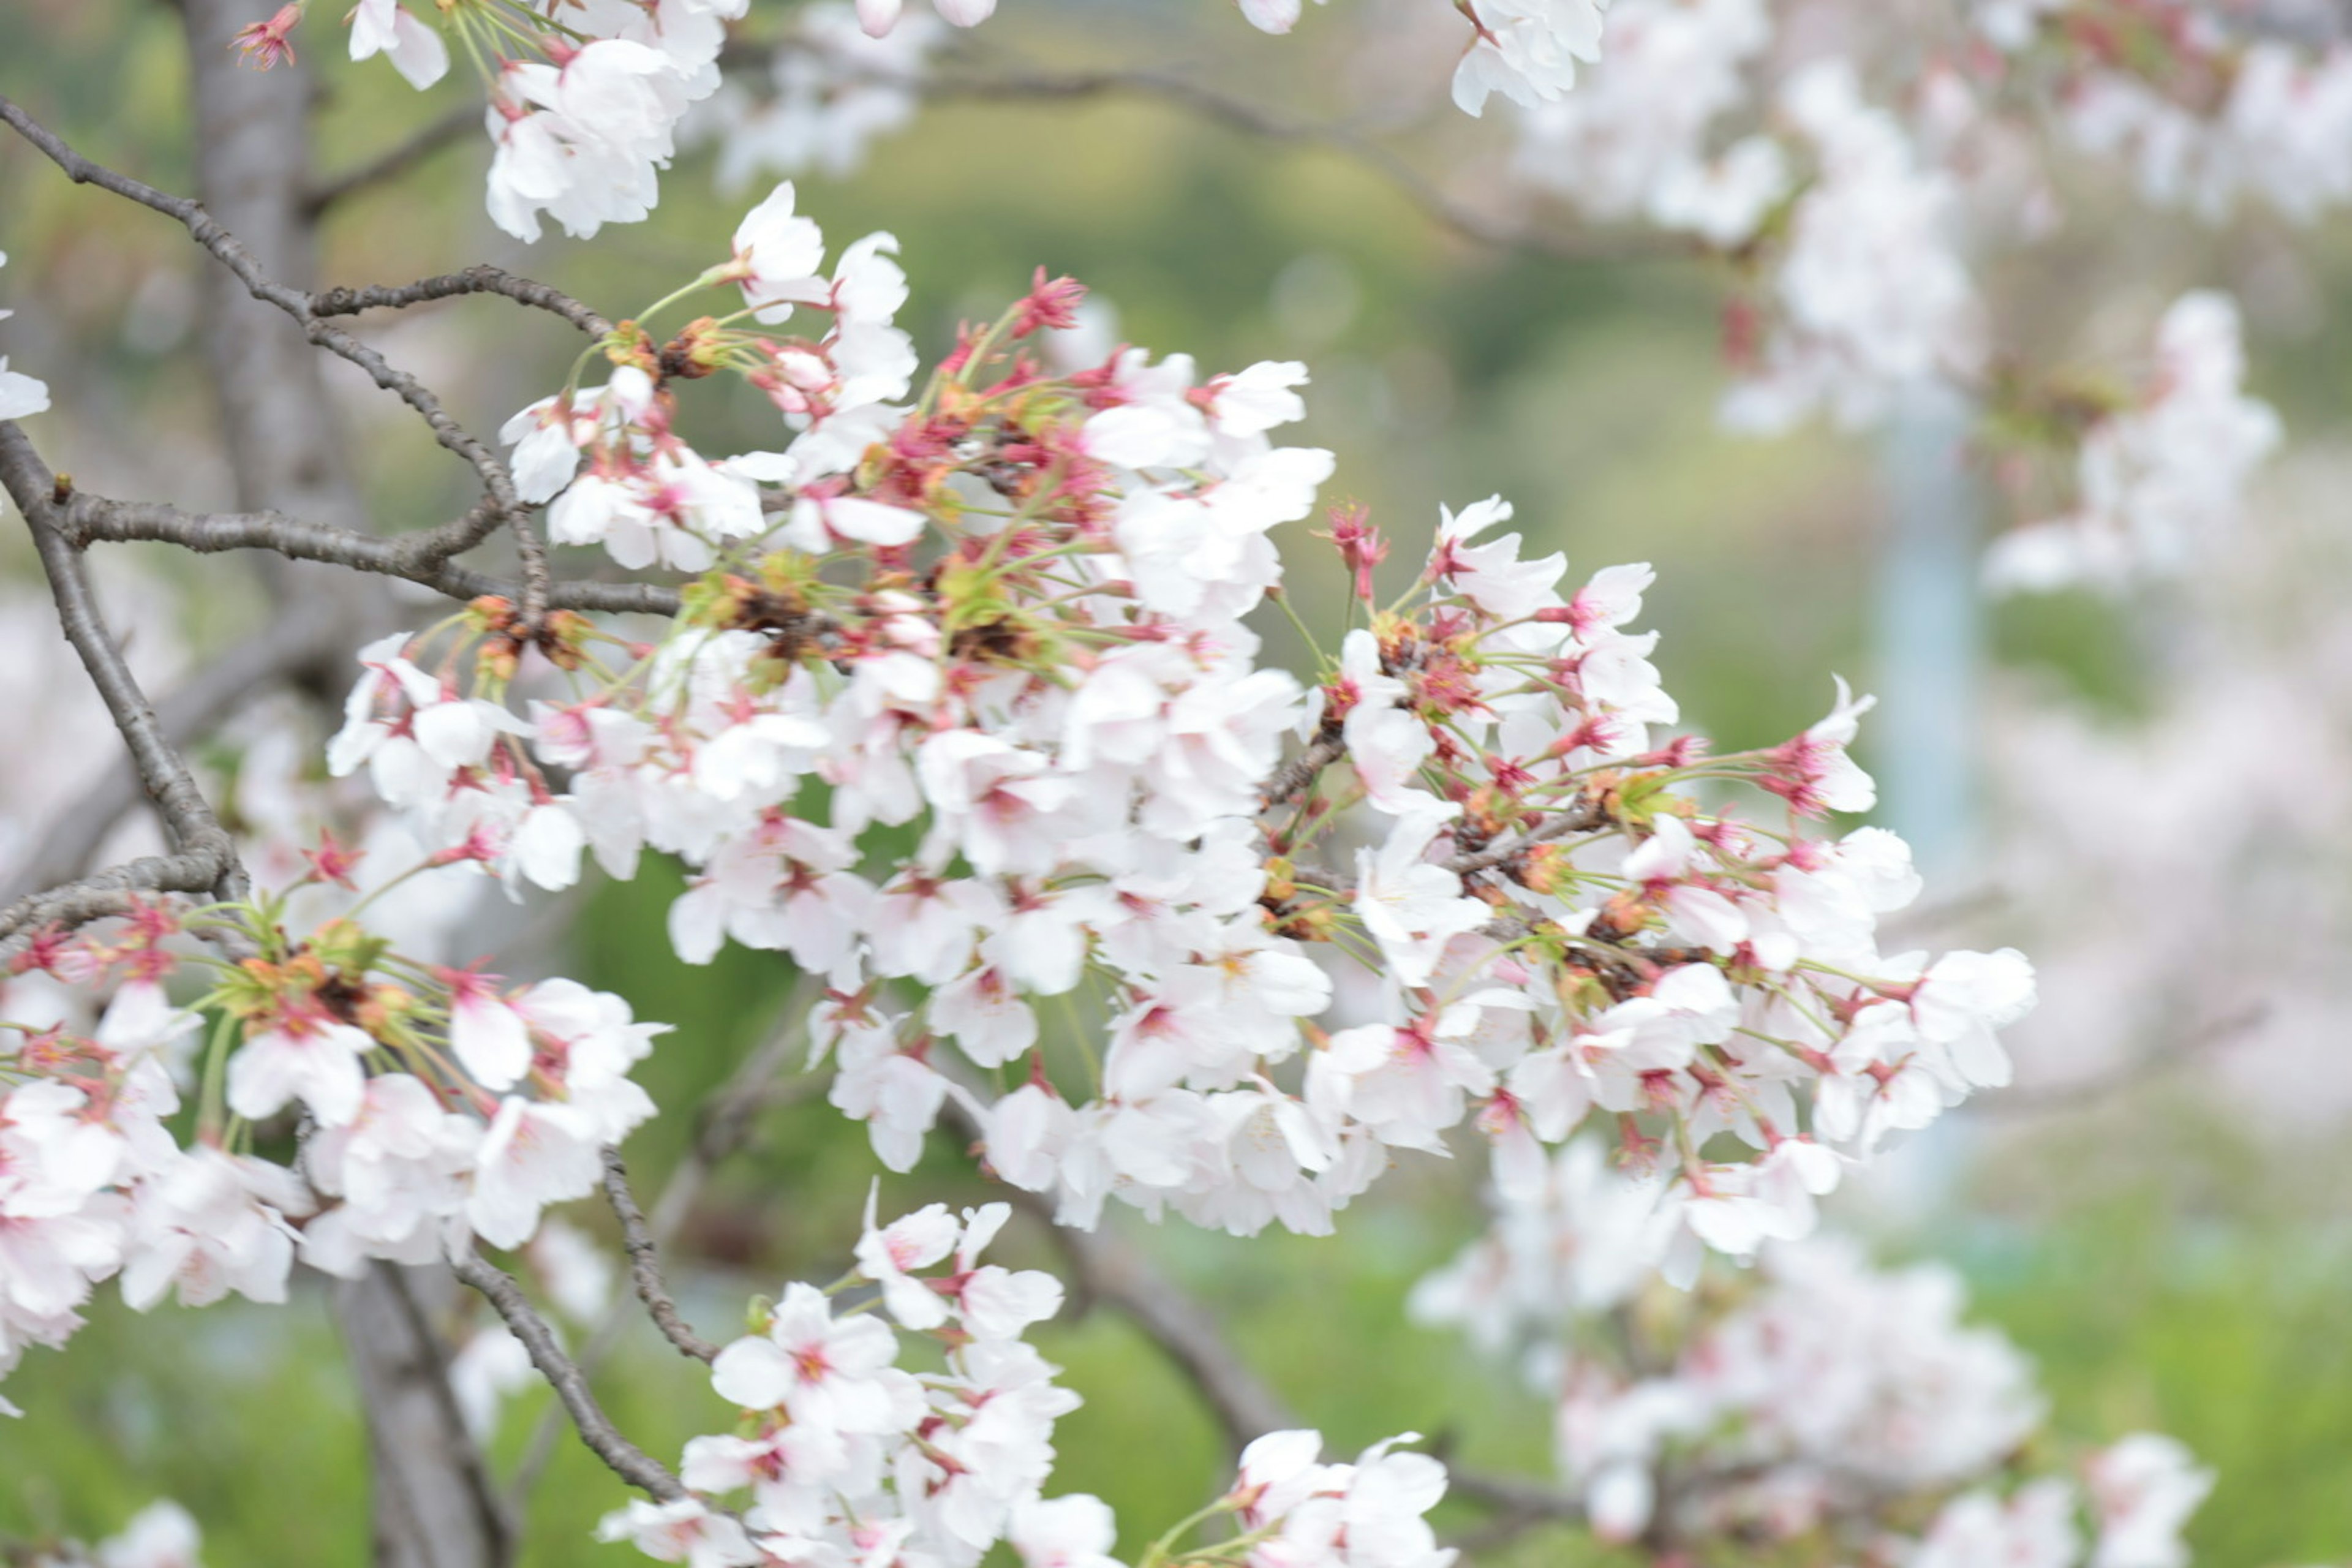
2022,3,2352,224
1716,59,1982,433
314,189,2044,1264
238,0,746,240
1509,0,1779,241
1448,0,1615,117
226,0,2330,596
1491,0,2335,578
246,0,1648,241
829,0,1607,123
700,4,942,192
1507,4,1980,432
1983,290,2282,595
0,873,668,1409
1412,1139,2212,1559
600,1193,1455,1568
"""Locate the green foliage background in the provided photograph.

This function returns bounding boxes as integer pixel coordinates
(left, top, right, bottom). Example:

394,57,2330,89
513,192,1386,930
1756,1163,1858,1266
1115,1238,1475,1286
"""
2,0,2350,1561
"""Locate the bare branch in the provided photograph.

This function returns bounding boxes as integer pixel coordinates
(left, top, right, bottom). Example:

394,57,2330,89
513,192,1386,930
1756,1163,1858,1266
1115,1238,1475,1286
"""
306,101,482,217
311,265,616,339
0,95,554,620
58,486,681,616
600,1147,720,1364
1036,1207,1297,1451
451,1249,690,1503
0,424,246,941
914,62,1671,267
0,595,358,903
509,993,821,1507
1970,1004,2267,1118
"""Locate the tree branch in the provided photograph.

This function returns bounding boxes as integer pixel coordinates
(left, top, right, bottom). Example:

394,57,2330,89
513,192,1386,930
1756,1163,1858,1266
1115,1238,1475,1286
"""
1033,1208,1297,1452
913,61,1671,267
56,486,681,616
0,95,557,620
311,265,615,340
508,993,822,1508
1443,795,1608,876
305,101,482,217
599,1147,719,1365
1259,723,1345,812
0,423,246,940
450,1250,688,1504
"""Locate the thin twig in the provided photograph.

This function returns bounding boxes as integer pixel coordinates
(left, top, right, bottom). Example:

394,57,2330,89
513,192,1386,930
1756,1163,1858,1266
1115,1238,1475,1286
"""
914,62,1669,267
304,100,481,216
58,485,680,616
450,1250,688,1503
0,424,246,942
507,992,821,1508
600,1147,720,1364
311,264,615,339
0,96,552,617
1970,1004,2267,1118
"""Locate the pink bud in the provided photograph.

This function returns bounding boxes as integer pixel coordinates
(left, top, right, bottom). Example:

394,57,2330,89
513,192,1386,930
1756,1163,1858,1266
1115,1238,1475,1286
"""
856,0,903,36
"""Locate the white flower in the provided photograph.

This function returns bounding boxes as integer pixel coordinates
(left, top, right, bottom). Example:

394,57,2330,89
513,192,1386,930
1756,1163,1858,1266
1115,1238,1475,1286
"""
350,0,450,89
725,181,829,323
1355,805,1488,989
1008,1494,1123,1568
595,1499,761,1568
225,1017,373,1127
709,1281,902,1430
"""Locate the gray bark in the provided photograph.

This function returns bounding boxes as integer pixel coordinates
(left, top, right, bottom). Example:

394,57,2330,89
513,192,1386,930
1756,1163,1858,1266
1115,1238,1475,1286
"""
176,4,513,1562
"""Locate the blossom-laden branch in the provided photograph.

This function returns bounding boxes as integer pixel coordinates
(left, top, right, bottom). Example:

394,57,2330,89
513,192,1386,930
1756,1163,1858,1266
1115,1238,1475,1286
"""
508,995,824,1508
450,1249,690,1503
1411,1137,2213,1560
598,1147,719,1364
940,1091,1581,1523
0,424,246,943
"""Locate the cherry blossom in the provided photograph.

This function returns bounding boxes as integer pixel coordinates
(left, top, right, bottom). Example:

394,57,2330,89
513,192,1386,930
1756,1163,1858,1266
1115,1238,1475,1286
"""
1415,1144,2210,1557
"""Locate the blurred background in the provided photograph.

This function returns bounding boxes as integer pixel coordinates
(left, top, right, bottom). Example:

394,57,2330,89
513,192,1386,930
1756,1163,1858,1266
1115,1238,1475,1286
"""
2,0,2350,1561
